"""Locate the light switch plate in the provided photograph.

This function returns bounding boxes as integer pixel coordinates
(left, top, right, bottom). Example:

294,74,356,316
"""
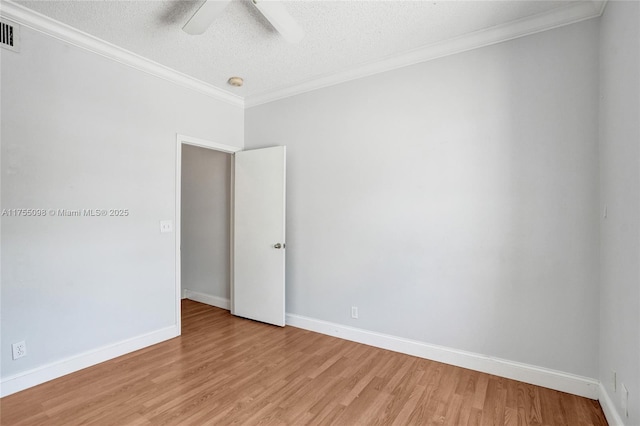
160,220,173,233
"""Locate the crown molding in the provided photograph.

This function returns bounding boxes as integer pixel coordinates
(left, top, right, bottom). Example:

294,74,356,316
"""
1,0,606,110
245,0,607,108
0,0,244,108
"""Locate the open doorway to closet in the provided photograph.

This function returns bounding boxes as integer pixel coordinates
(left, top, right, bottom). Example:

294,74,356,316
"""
175,135,241,332
181,144,231,305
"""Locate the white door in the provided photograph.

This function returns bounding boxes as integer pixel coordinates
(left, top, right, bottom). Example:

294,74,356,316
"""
232,146,286,326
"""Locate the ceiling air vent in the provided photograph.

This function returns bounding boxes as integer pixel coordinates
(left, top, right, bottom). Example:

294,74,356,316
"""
0,19,20,52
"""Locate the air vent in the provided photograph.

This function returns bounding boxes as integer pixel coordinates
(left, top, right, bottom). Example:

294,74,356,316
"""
0,19,20,52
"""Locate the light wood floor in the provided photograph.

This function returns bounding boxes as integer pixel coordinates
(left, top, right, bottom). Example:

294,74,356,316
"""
1,300,607,425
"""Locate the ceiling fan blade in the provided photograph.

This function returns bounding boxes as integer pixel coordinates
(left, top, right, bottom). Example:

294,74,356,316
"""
183,0,233,35
251,0,304,44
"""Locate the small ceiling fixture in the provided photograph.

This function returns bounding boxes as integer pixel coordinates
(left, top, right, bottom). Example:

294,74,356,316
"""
227,76,244,87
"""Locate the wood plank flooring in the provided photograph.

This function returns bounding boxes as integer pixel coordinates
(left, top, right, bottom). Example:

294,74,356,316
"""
1,300,607,425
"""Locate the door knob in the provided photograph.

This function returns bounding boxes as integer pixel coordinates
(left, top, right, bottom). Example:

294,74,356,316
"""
274,243,284,249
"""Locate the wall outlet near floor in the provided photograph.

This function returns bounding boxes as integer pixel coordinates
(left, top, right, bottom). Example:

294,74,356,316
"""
12,341,26,360
351,306,358,319
621,383,628,418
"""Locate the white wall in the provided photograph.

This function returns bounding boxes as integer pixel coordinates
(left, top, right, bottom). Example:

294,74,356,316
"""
245,20,600,378
0,27,243,382
598,1,640,423
181,145,231,300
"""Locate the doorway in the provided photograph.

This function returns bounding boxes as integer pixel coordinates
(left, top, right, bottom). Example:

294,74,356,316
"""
175,134,241,333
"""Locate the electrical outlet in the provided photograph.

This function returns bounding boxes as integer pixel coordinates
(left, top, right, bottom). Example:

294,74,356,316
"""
12,341,26,360
351,306,358,319
621,384,629,418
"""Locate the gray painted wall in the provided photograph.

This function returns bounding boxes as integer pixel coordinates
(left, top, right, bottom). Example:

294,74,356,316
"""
0,27,243,379
598,1,640,423
245,20,600,378
181,145,231,300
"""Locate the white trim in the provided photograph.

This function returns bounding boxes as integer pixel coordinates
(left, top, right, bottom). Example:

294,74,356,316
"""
285,313,600,400
184,289,231,311
244,0,606,107
229,157,236,316
0,0,243,108
177,134,242,154
599,383,625,426
0,325,178,397
175,138,183,335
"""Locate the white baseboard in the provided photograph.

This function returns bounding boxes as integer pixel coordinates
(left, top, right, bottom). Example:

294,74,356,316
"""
0,305,605,405
184,289,230,310
285,313,599,400
599,383,625,425
0,325,178,398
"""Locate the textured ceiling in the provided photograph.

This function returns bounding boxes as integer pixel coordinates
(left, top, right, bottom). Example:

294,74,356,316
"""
15,0,593,101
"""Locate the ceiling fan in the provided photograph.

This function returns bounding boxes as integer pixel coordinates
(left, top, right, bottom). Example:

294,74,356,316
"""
183,0,304,44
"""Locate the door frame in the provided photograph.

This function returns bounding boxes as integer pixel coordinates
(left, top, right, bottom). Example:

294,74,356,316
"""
175,134,241,334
